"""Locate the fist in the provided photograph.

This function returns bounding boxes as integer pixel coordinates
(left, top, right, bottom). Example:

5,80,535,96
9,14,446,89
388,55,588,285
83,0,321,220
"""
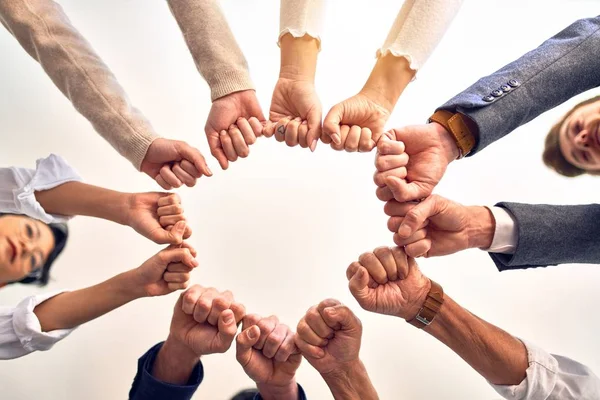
236,314,301,388
169,285,246,356
294,299,362,375
346,246,430,320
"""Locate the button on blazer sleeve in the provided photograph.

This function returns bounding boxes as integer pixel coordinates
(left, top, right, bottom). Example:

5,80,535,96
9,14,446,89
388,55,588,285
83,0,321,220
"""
437,17,600,155
489,202,600,271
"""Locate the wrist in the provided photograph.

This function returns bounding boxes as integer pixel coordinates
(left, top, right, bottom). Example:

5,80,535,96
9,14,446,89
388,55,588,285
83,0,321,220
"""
256,380,298,400
320,358,363,383
430,122,460,163
361,54,415,113
401,278,432,321
279,33,318,81
466,206,495,249
153,336,200,385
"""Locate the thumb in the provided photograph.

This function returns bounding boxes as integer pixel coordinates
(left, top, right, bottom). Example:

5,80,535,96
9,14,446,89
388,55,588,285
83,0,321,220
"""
396,196,438,239
152,220,185,245
306,110,322,152
215,309,237,350
321,305,359,331
236,325,260,366
385,176,429,203
348,266,370,302
323,104,343,145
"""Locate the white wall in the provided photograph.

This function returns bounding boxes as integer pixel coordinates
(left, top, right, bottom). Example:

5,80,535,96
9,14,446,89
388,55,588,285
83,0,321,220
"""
1,1,599,399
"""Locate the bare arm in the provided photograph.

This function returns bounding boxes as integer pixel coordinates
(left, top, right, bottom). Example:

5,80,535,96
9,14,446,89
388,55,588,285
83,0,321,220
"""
321,360,379,400
424,296,528,385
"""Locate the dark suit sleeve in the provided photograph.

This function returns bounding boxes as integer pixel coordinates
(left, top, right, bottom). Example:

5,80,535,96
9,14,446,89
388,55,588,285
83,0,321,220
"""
438,17,600,155
489,203,600,271
129,342,203,400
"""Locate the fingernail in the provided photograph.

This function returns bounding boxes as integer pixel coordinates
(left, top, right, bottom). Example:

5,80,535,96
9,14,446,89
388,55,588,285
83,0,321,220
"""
398,224,411,238
206,167,214,176
220,130,227,137
224,314,234,324
302,120,308,125
310,139,317,152
294,117,301,122
248,327,258,339
331,133,341,145
325,307,336,315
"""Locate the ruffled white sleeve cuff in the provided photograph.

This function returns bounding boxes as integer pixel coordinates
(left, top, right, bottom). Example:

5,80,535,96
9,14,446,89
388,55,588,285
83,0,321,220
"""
0,154,82,224
278,0,325,50
0,290,74,360
376,0,463,72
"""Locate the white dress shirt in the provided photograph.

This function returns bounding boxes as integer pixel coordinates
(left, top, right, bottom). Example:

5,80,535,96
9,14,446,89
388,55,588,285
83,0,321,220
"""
485,206,518,254
492,339,600,400
0,154,82,223
0,291,74,359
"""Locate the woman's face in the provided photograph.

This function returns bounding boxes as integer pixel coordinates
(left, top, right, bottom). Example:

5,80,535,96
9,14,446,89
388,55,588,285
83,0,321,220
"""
559,101,600,171
0,215,55,284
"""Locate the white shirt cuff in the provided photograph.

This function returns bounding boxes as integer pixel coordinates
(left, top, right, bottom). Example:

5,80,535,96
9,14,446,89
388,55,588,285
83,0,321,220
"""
0,290,75,360
484,206,517,254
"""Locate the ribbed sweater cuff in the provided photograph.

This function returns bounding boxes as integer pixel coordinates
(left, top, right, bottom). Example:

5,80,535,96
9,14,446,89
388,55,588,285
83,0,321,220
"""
209,69,255,101
128,129,160,170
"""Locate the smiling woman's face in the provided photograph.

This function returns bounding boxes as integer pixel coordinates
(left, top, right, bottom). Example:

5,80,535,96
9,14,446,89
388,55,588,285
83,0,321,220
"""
0,215,55,285
558,101,600,171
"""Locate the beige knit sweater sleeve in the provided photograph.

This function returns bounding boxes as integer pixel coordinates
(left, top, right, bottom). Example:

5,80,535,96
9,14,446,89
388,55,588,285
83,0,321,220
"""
0,0,160,170
167,0,254,101
377,0,463,72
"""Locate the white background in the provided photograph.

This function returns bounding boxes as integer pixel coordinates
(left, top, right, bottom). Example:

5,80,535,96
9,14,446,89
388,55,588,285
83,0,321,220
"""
1,0,599,399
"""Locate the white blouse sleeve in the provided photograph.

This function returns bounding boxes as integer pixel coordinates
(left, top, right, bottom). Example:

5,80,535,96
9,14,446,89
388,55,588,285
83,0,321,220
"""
0,291,75,360
279,0,325,49
491,339,600,400
0,154,82,224
377,0,463,71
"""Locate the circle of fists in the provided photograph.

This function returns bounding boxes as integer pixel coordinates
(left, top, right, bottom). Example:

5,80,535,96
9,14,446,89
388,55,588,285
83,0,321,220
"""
346,246,430,321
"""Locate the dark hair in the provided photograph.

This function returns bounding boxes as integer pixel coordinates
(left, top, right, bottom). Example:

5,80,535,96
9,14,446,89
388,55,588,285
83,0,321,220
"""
543,95,600,177
230,389,259,400
0,213,69,286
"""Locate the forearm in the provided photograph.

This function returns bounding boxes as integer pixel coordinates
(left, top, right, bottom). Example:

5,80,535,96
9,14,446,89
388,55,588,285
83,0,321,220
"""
167,0,254,101
321,360,379,400
279,33,319,81
0,0,158,169
423,296,528,385
152,337,199,385
33,270,141,332
361,54,415,113
35,182,130,225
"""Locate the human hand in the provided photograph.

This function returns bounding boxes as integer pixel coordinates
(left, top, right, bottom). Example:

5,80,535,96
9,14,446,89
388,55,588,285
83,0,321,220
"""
346,246,430,320
322,92,392,152
375,123,459,203
205,89,265,170
385,196,495,258
236,314,301,397
294,299,362,375
125,192,192,244
133,240,199,297
141,138,212,190
168,285,246,357
264,77,322,152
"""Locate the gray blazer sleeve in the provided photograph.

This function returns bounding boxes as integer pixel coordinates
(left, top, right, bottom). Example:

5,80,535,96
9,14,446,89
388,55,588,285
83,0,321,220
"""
438,17,600,155
489,203,600,271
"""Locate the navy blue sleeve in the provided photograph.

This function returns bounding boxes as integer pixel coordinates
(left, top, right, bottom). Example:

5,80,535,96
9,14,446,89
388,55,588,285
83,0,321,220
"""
254,384,308,400
129,342,203,400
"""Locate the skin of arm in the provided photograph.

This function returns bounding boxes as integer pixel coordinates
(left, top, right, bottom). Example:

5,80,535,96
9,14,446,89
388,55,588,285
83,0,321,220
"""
34,183,191,244
34,244,198,332
321,359,378,400
347,246,528,386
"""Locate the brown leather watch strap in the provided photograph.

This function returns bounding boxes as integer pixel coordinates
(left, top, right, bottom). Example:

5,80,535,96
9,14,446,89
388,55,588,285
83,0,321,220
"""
407,279,444,329
429,110,476,159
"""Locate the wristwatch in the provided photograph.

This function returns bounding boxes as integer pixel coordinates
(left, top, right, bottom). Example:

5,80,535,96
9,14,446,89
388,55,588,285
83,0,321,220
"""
429,110,476,159
407,279,444,329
